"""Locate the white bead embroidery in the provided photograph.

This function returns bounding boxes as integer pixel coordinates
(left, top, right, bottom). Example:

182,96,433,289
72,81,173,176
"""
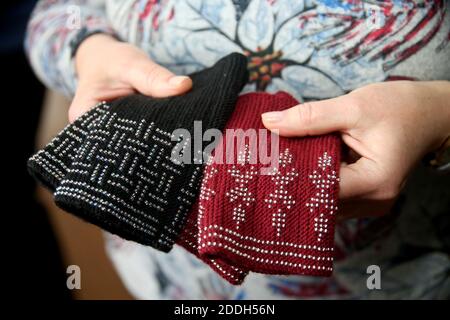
197,156,218,236
179,223,247,280
43,104,200,247
200,157,218,202
306,152,338,242
264,148,298,236
201,224,334,251
225,145,257,229
28,102,110,181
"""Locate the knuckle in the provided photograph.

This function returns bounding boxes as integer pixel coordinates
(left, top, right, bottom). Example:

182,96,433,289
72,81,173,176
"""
361,167,388,198
358,160,403,201
120,60,139,82
297,102,316,128
371,176,401,201
145,64,165,88
343,94,363,128
118,53,141,72
346,94,363,114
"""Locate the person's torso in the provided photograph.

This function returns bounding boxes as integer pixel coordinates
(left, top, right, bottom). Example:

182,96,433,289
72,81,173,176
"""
101,0,450,300
105,0,450,103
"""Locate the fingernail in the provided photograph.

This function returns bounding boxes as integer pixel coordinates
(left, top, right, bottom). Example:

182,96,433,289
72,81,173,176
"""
261,111,283,123
168,76,190,86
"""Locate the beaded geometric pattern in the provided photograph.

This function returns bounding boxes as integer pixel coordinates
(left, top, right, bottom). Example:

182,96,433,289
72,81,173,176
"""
52,105,202,250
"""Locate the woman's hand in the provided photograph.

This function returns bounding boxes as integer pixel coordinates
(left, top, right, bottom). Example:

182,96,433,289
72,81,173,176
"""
262,81,450,219
69,34,192,123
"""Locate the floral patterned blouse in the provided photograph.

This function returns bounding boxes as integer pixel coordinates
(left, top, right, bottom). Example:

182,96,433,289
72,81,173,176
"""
26,0,450,299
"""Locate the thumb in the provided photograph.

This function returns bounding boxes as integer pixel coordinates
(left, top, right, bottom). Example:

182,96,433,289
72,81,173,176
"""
124,58,192,98
261,96,356,137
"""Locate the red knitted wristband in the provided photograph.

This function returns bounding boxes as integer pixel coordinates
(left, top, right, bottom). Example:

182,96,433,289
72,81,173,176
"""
178,92,341,285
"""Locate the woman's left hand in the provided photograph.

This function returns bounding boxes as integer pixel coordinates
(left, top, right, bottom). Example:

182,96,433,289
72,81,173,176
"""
262,81,450,219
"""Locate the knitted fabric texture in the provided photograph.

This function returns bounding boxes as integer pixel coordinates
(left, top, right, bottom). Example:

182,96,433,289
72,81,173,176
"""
29,53,249,251
177,92,341,284
28,102,110,191
178,195,249,285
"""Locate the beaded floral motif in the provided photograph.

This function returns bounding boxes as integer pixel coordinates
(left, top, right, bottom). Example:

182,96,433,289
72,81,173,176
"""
306,152,338,242
264,149,298,236
226,145,257,229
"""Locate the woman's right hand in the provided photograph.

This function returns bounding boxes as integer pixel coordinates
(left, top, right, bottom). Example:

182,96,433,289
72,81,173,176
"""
69,34,192,123
262,80,450,219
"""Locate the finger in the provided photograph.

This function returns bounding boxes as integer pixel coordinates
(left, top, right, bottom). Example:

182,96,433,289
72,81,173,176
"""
124,58,192,98
261,96,357,137
68,82,137,123
68,91,99,123
338,157,380,199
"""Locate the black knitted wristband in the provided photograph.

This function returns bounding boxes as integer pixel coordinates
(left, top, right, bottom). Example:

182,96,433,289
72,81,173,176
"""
53,53,249,251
